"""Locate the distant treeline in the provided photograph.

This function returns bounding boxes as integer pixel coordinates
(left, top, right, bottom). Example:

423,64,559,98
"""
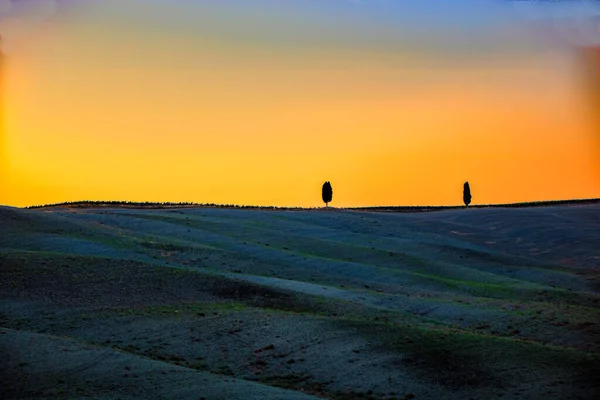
25,200,307,211
25,198,600,211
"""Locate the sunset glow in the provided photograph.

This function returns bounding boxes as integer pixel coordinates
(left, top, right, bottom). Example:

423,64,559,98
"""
1,0,599,207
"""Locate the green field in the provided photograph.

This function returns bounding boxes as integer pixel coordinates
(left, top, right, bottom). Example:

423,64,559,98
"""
1,204,599,399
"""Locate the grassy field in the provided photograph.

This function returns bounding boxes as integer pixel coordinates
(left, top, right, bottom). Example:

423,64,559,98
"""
1,204,599,399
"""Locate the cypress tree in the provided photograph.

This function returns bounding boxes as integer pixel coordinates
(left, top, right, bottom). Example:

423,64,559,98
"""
463,181,472,207
322,181,333,207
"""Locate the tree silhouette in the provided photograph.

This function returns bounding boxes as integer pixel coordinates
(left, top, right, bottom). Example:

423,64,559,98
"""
463,181,472,207
322,181,333,207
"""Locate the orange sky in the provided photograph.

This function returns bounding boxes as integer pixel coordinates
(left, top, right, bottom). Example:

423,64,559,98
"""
0,1,598,207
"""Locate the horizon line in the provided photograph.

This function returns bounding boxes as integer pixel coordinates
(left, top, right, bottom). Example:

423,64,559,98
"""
16,198,600,211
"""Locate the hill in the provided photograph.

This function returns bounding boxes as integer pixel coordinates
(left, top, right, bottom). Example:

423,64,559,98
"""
1,204,599,399
24,198,600,211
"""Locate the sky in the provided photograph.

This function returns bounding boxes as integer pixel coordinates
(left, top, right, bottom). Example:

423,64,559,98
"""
0,0,599,207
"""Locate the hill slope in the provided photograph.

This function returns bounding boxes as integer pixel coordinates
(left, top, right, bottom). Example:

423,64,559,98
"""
1,205,599,399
